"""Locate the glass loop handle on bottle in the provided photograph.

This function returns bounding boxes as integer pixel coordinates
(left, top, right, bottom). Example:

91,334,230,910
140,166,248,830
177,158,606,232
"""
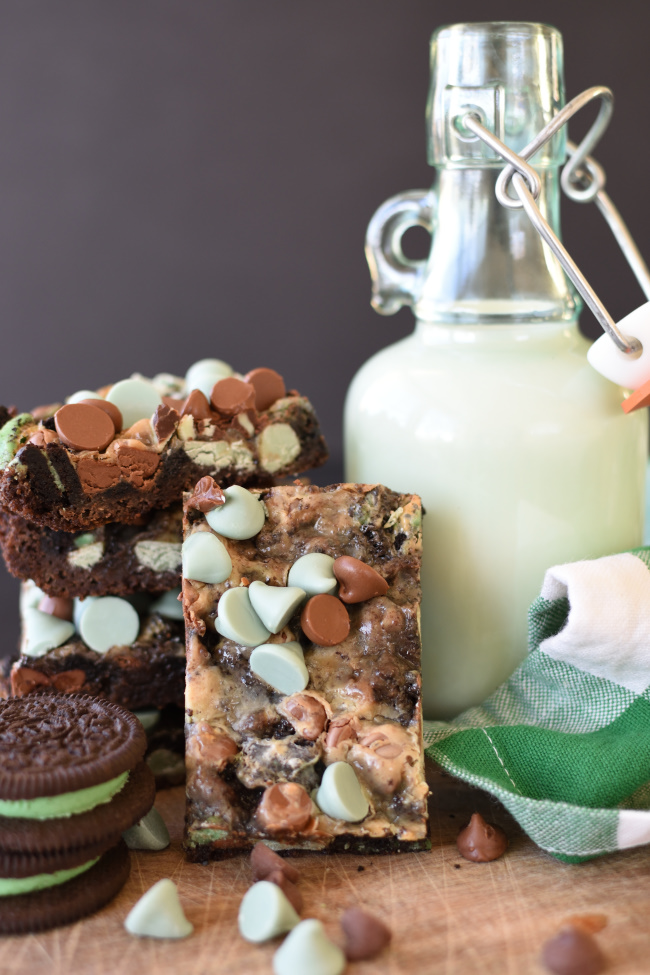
461,87,643,357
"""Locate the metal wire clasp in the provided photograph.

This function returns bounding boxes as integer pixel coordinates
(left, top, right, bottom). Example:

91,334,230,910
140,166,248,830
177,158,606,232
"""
460,88,643,357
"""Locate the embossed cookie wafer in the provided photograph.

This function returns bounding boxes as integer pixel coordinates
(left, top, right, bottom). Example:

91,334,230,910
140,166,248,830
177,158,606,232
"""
0,761,154,854
0,694,146,799
0,839,130,935
0,833,119,879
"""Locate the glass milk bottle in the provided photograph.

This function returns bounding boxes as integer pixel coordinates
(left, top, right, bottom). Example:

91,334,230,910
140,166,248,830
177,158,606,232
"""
344,22,647,719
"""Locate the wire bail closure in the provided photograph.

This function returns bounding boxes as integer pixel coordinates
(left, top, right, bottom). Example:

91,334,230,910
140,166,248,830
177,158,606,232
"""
459,87,645,358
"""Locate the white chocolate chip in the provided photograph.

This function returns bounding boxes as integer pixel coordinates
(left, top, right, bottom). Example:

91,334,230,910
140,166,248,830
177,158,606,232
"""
287,553,337,597
215,587,270,646
238,881,299,944
249,642,309,695
124,879,193,939
177,415,195,441
106,378,163,430
248,581,306,633
134,541,182,574
257,423,301,474
123,807,170,851
182,439,255,473
182,531,232,584
315,762,369,823
273,920,345,975
184,358,234,399
22,608,75,658
236,412,255,436
205,485,265,540
79,596,140,654
65,389,102,404
67,541,105,570
150,588,184,620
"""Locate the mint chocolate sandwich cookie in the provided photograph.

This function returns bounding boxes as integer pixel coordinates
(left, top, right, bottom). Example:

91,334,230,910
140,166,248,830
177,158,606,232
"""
0,694,153,933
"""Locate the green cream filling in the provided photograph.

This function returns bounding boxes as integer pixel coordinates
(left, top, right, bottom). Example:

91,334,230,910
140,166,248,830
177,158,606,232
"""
0,413,34,467
0,771,129,821
0,857,99,897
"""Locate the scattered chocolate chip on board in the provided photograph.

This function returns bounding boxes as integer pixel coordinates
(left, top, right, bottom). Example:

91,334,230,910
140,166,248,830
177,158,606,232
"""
182,480,429,858
0,694,154,934
0,360,327,532
456,812,508,862
541,925,606,975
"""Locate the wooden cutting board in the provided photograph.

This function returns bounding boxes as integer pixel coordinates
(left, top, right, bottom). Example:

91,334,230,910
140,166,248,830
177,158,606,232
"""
1,762,648,974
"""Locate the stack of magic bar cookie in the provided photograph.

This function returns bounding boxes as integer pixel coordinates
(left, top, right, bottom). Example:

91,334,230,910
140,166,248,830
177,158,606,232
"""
0,357,430,861
0,359,328,777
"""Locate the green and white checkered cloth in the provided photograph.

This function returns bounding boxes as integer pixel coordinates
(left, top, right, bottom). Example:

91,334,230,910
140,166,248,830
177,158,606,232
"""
423,546,650,862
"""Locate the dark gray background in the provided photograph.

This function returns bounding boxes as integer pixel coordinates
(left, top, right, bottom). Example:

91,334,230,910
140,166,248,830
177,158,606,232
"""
1,0,648,654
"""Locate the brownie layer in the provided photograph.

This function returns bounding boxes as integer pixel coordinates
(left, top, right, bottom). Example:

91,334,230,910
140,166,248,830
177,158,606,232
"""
183,482,429,858
0,505,183,597
10,590,185,710
0,388,327,532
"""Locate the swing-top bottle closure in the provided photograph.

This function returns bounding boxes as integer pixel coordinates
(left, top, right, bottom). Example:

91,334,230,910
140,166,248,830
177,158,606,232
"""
367,21,650,406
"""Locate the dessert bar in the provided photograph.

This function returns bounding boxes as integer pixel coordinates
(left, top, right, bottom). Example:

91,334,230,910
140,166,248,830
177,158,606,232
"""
0,362,327,532
183,480,429,858
0,504,183,598
4,581,185,710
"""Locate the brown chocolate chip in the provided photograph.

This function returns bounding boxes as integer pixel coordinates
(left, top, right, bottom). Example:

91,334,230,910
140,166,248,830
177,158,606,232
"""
456,812,508,862
244,367,286,411
333,556,389,604
54,403,115,452
50,670,88,693
256,782,313,832
78,398,123,433
10,667,52,697
541,926,606,975
325,716,358,749
341,907,392,961
282,694,327,740
187,723,238,769
181,388,212,420
210,377,256,415
28,429,59,447
114,444,160,486
301,594,350,646
152,403,180,441
250,842,300,884
563,915,608,936
265,870,303,914
163,395,186,412
186,475,226,513
37,595,74,622
76,456,122,493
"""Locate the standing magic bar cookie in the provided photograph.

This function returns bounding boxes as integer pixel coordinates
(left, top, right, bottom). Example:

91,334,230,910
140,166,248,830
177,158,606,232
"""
183,480,429,859
0,361,327,532
0,694,154,933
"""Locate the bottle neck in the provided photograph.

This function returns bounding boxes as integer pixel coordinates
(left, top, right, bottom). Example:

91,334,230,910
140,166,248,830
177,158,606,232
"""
414,167,579,326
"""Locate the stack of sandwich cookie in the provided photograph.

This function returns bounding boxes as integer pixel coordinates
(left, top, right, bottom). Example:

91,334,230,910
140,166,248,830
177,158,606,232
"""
0,693,154,933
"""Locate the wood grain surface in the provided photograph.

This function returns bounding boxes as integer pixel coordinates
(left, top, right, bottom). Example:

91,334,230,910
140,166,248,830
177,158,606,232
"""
1,761,648,975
